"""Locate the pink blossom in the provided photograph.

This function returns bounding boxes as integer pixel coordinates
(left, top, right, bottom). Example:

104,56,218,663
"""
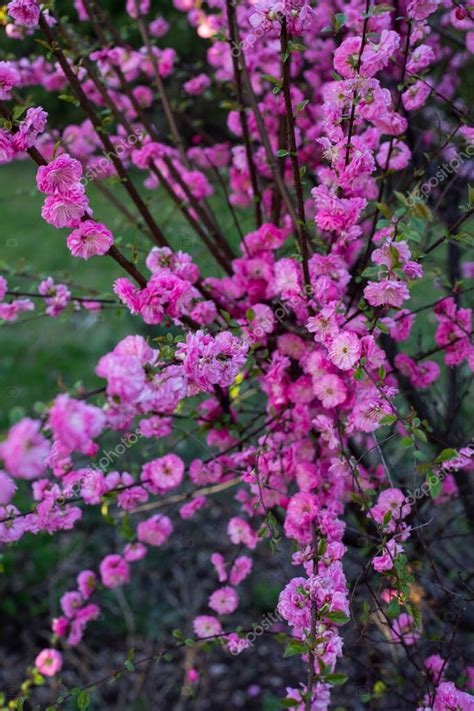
48,394,105,456
229,556,253,585
0,504,26,543
432,682,474,710
38,277,71,317
41,190,89,229
227,517,258,549
313,374,347,408
137,514,173,546
211,552,228,582
0,129,14,164
208,586,239,614
361,31,400,77
78,468,106,505
0,276,7,301
0,417,50,480
142,454,185,494
424,654,445,684
278,577,311,629
126,0,149,17
123,542,147,562
328,332,361,371
372,538,403,572
377,140,411,171
371,488,411,532
177,330,248,392
364,279,410,308
407,0,440,21
150,17,170,37
0,471,17,504
60,590,82,618
0,61,20,100
77,570,96,600
67,220,113,259
391,613,421,646
312,185,366,234
193,615,222,639
402,81,432,111
36,154,84,195
333,37,363,79
34,649,62,677
184,73,211,96
99,554,130,588
7,0,40,28
52,616,69,637
179,495,207,519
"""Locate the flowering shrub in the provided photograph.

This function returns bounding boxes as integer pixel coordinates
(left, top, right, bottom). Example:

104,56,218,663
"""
0,0,473,708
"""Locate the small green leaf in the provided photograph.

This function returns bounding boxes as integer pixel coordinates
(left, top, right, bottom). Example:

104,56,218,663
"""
325,611,350,625
332,12,347,31
435,448,457,463
76,691,91,711
325,672,348,686
379,414,397,425
283,639,306,657
296,100,309,114
427,474,442,499
387,599,401,618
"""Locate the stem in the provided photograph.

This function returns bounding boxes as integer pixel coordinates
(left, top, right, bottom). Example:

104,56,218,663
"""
237,42,311,288
280,18,311,288
77,0,235,269
225,0,263,228
134,8,189,167
305,525,318,711
38,13,169,249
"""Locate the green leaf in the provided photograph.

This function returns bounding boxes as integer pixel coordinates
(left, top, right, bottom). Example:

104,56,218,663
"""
277,149,290,158
468,184,474,207
325,611,350,625
76,691,91,711
370,3,395,13
427,474,442,499
296,100,309,114
379,414,397,425
435,448,457,463
261,73,281,86
283,639,306,657
413,428,427,443
58,94,80,107
332,12,347,31
360,266,380,278
387,599,401,618
325,673,348,686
